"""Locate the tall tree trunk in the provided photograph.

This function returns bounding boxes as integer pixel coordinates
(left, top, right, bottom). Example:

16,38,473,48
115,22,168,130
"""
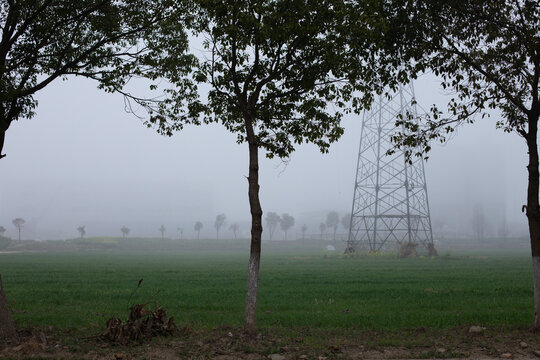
244,121,263,333
526,112,540,330
0,274,17,343
0,130,6,159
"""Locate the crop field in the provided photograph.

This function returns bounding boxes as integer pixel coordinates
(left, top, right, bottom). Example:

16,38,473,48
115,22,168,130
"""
0,239,534,335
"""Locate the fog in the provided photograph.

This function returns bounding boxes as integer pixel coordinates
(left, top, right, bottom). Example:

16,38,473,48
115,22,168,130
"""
0,74,528,241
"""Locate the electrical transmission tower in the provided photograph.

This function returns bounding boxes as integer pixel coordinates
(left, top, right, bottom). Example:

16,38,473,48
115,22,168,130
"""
345,84,436,255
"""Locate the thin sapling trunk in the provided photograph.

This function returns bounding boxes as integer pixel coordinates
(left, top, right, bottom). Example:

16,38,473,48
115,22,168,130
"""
244,120,263,333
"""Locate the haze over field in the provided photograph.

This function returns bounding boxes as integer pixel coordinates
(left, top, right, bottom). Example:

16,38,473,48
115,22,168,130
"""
0,74,528,241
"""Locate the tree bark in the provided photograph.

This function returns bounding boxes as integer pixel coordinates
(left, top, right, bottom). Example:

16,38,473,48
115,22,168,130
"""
526,111,540,330
244,120,263,333
0,274,17,344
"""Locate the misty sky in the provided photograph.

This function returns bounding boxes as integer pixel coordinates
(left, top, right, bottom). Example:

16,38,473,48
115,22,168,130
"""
0,72,528,240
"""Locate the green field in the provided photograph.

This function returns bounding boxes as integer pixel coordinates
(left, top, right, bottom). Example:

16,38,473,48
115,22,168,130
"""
0,240,535,334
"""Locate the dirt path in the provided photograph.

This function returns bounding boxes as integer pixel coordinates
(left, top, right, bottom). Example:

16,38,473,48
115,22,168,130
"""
2,325,540,359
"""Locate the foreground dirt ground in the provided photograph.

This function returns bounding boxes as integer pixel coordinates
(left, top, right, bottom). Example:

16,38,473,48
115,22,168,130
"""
2,325,540,359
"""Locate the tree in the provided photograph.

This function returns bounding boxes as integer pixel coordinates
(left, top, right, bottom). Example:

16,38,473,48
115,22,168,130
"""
341,212,351,232
229,223,240,239
280,213,295,240
326,211,339,241
301,224,307,240
0,226,5,237
0,0,192,161
77,225,86,239
214,214,226,240
319,223,327,241
121,226,130,238
12,218,24,241
265,212,281,241
159,224,166,240
143,0,388,333
378,0,540,328
177,227,184,240
194,221,203,240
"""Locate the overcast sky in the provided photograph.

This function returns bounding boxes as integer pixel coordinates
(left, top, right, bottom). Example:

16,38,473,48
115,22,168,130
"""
0,72,529,240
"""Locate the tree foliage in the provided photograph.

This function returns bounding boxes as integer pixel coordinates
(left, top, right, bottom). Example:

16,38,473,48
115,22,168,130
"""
229,223,239,239
194,221,203,240
326,211,339,240
265,212,280,241
121,226,130,238
376,0,540,155
77,225,86,239
280,213,295,240
341,212,351,230
159,224,166,239
214,214,226,239
0,0,194,159
11,218,24,241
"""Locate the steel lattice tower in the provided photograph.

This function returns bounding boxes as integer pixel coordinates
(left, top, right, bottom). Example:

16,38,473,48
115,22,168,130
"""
345,84,435,254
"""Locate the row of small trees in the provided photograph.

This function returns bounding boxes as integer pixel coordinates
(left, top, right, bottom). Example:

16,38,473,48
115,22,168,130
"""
5,211,351,242
74,214,239,240
263,211,354,241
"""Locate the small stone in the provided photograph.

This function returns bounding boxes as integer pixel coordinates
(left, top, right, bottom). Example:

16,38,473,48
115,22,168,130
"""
298,355,308,359
268,354,285,360
520,341,528,348
501,353,513,359
114,352,126,360
227,331,233,337
318,357,327,360
436,348,446,353
468,325,485,334
534,350,540,357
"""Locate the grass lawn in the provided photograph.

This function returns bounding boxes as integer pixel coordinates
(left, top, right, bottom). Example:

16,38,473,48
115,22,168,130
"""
0,240,534,334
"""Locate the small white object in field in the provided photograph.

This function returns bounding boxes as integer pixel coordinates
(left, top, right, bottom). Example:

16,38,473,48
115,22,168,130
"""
325,245,336,251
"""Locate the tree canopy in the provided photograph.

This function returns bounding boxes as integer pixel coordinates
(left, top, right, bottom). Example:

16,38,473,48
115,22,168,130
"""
0,0,194,159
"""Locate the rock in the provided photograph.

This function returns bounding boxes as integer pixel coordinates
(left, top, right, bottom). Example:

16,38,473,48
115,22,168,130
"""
436,348,446,353
268,354,285,360
468,325,485,334
534,350,540,357
114,352,127,360
318,357,327,360
298,355,308,359
501,353,513,359
520,341,528,348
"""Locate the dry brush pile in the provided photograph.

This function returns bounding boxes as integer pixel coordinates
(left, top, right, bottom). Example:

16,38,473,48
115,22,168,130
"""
102,303,178,344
